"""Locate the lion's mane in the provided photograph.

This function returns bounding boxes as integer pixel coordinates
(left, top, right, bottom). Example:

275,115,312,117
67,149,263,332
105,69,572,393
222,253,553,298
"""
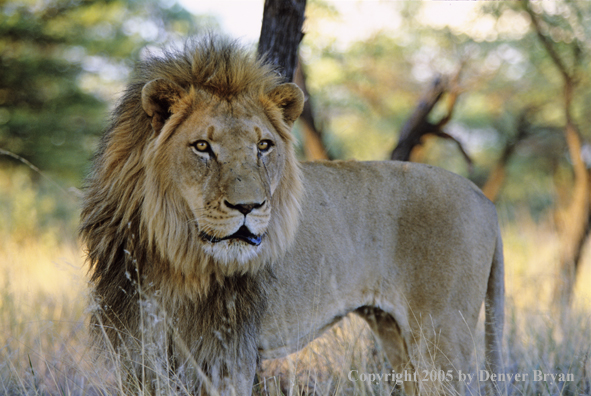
80,38,303,349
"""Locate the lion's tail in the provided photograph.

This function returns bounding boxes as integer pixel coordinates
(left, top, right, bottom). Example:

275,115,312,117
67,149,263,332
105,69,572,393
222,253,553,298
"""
484,225,505,395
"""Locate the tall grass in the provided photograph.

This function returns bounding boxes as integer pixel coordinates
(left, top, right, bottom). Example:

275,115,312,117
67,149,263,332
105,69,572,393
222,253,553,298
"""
0,168,589,395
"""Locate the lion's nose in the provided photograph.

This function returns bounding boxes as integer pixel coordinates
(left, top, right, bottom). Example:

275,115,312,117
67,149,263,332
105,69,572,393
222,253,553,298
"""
224,200,265,216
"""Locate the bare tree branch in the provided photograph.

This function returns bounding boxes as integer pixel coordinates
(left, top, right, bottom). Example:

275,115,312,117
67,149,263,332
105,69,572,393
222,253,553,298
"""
523,1,573,82
432,130,473,171
390,67,471,167
390,76,446,161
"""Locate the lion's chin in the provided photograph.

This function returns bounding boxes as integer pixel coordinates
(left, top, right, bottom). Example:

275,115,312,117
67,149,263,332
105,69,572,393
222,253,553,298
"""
200,237,264,267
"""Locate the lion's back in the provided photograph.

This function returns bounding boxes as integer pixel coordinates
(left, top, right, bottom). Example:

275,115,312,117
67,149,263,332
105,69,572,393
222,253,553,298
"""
298,160,497,233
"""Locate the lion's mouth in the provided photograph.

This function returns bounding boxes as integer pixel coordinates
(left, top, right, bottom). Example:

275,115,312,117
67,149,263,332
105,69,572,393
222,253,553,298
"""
200,225,263,246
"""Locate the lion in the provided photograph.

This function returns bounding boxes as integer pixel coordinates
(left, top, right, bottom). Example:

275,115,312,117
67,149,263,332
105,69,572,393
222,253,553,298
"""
80,37,504,396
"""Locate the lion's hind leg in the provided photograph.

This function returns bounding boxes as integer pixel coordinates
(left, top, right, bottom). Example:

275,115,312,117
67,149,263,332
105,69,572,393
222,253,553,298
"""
355,306,418,395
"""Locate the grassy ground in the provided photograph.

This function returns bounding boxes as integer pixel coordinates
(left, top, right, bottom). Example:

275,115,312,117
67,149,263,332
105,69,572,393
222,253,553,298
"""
0,168,590,395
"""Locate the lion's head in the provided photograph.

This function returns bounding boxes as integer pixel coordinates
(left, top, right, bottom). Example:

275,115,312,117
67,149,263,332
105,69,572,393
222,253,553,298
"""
81,37,304,297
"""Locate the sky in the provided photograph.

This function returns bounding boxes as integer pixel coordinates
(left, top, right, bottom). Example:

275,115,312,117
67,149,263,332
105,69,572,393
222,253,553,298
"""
174,1,530,48
177,1,482,45
178,0,265,44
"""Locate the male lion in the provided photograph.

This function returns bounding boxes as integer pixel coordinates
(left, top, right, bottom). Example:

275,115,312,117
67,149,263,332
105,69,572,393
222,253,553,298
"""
81,37,504,395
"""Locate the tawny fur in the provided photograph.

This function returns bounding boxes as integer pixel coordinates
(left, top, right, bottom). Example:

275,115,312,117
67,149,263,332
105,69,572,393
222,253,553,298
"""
81,37,504,396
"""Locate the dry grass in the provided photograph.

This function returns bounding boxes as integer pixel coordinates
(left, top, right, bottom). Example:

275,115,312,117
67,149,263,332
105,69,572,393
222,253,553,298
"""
0,168,590,395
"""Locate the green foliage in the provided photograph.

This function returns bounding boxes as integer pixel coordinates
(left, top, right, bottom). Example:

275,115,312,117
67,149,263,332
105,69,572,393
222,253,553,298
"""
0,167,77,245
0,0,212,183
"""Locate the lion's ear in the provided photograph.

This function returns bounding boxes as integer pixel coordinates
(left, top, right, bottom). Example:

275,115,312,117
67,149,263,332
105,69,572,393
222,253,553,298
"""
267,83,304,127
141,79,185,134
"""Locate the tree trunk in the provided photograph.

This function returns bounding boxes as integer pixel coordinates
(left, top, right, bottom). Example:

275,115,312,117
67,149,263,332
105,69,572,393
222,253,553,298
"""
524,0,590,308
257,0,307,82
554,121,589,308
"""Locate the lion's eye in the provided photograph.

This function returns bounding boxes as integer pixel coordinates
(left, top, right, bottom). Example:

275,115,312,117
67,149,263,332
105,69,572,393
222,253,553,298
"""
192,140,210,153
257,140,273,152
